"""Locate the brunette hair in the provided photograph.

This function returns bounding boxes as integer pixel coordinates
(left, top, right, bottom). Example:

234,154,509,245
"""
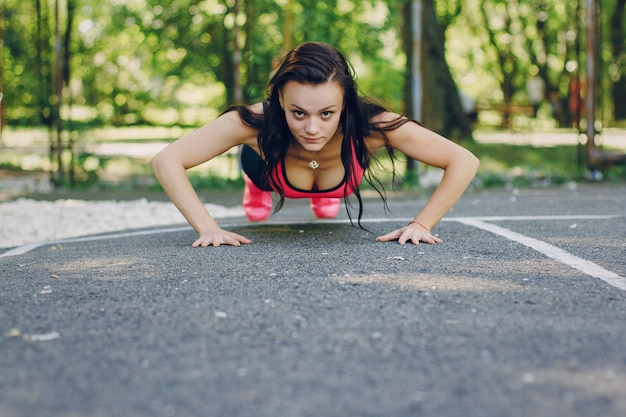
225,42,410,225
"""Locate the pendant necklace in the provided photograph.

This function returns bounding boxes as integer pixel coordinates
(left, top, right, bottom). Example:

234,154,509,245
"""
308,150,320,170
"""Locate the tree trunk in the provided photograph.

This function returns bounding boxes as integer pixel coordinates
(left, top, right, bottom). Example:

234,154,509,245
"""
421,0,472,139
611,0,626,120
52,0,63,185
65,0,75,185
35,0,53,128
401,0,472,185
401,0,422,183
243,0,254,102
221,5,234,104
479,1,519,128
232,0,242,104
282,0,295,54
0,6,5,145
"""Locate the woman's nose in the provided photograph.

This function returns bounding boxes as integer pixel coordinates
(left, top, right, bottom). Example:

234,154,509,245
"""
304,118,319,135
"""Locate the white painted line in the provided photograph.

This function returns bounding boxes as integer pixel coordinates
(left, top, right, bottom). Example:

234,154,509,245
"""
1,215,621,257
2,212,624,294
1,242,49,258
0,226,191,258
444,215,622,222
272,214,622,224
454,217,626,291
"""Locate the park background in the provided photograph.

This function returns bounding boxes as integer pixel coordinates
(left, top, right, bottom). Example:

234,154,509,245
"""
0,0,625,197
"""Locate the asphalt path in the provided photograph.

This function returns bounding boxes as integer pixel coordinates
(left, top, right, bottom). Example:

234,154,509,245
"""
1,183,626,417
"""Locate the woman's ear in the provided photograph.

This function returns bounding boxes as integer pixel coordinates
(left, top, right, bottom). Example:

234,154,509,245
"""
278,90,284,109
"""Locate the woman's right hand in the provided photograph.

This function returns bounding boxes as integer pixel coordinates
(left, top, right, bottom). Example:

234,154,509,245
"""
192,227,252,248
150,107,261,249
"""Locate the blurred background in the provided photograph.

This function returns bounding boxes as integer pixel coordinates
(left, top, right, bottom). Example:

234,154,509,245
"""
0,0,625,195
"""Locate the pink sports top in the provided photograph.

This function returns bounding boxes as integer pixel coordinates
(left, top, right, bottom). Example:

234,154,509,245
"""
273,142,366,199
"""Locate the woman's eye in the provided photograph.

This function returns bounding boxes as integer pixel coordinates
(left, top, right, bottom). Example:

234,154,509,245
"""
293,111,305,118
321,111,333,119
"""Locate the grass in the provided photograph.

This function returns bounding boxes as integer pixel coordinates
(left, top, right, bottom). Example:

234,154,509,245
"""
466,142,582,187
469,141,625,186
1,125,625,194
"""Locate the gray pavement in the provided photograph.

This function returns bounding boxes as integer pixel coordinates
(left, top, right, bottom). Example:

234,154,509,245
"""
1,183,626,417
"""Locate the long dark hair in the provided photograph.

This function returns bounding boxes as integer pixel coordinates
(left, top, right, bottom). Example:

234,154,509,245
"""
225,42,410,225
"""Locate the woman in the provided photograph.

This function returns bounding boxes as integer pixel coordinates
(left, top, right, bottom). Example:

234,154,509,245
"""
151,42,479,248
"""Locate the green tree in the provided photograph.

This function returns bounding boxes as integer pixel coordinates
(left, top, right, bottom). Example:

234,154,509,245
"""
2,0,52,126
4,0,624,130
423,0,472,138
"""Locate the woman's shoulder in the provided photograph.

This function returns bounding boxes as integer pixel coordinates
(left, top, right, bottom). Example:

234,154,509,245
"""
363,109,414,150
221,102,266,133
223,101,265,116
366,110,412,136
249,102,265,114
368,110,404,124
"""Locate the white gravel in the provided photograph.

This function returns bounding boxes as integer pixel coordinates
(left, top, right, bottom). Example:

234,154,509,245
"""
0,198,244,249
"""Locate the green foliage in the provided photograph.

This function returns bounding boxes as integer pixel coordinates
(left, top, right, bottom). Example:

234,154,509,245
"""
446,0,625,126
187,170,244,191
1,0,625,134
1,0,409,127
465,141,585,186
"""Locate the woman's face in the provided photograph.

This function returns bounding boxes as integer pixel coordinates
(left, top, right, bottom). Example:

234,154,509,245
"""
279,80,344,152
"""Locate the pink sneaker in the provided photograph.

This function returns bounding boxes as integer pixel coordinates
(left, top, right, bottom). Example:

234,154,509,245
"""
243,175,273,221
310,197,341,219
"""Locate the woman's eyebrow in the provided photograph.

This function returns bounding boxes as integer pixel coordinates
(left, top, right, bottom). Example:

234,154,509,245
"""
288,104,339,112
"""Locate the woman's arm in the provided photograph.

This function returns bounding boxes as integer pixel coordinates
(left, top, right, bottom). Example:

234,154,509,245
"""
373,114,480,244
150,107,260,247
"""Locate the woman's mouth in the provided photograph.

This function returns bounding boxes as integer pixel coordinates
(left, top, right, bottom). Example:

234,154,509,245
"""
303,137,321,142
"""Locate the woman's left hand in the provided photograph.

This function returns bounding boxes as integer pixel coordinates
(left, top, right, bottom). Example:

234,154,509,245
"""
376,223,443,245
